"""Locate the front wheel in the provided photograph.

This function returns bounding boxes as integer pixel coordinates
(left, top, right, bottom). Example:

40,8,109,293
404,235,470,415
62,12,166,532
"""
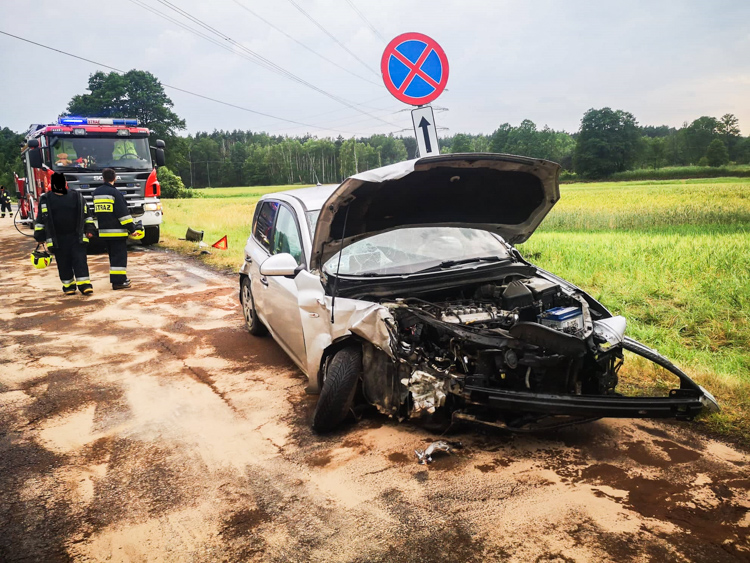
240,276,267,336
141,225,160,246
312,347,362,433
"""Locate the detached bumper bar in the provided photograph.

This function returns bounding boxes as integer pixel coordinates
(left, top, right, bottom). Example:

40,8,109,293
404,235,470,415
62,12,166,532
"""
465,386,709,419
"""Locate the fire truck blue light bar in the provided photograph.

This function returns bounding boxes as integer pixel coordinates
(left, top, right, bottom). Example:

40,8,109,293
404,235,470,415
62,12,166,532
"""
57,117,139,126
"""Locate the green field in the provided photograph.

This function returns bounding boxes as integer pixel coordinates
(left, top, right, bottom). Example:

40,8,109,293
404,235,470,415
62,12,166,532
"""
160,178,750,441
160,184,311,269
560,165,750,183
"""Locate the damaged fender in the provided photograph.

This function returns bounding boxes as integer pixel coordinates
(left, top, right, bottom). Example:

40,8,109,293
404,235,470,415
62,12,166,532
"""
295,269,394,393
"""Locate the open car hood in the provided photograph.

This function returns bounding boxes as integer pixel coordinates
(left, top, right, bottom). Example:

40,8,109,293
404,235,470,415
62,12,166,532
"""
311,153,561,270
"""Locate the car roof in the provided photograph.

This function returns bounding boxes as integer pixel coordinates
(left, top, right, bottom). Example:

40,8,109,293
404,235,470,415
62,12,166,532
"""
269,184,339,212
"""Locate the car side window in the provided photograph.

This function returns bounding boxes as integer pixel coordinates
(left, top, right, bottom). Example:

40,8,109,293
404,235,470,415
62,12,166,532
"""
272,205,304,265
253,201,279,252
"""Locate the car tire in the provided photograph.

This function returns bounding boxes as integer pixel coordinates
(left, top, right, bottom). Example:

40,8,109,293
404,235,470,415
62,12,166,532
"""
240,276,267,336
312,346,362,433
141,226,160,246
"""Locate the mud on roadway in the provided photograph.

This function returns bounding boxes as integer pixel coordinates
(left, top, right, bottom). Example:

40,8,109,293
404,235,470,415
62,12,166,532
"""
0,225,749,563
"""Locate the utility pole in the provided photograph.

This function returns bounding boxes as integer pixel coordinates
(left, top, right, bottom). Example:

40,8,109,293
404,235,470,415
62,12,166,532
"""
206,161,211,188
188,147,193,188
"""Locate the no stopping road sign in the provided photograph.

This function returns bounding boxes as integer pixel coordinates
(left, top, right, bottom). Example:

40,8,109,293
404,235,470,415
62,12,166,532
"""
381,32,449,106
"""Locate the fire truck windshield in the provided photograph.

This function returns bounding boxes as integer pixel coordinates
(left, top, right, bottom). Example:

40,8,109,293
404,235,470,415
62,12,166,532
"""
50,136,153,172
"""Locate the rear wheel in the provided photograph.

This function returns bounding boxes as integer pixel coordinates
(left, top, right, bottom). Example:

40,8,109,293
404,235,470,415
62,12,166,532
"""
312,347,362,433
240,276,267,336
141,225,160,246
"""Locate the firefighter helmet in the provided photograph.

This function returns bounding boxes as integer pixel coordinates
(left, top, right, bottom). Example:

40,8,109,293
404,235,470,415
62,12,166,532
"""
31,246,52,269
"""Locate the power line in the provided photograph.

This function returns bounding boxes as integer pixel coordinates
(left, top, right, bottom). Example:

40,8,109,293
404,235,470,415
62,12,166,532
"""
0,29,357,135
286,0,379,77
231,0,380,87
344,0,386,43
271,103,405,134
149,0,399,129
130,0,241,54
0,31,123,74
128,0,387,129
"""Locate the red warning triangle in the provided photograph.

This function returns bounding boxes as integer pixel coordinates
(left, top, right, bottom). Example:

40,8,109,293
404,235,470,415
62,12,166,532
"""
212,235,228,250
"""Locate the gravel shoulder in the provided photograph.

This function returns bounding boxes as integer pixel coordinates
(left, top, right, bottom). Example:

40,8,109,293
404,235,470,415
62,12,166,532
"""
1,224,749,562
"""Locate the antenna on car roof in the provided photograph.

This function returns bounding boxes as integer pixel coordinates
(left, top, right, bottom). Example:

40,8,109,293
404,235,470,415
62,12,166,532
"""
330,205,350,324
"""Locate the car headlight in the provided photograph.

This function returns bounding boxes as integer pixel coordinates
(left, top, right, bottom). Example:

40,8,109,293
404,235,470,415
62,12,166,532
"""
144,202,162,211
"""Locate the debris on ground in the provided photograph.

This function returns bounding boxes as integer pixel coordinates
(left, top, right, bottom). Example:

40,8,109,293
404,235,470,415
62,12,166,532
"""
415,440,463,464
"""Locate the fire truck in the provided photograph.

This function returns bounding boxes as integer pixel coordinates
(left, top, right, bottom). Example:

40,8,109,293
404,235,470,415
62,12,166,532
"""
18,117,166,245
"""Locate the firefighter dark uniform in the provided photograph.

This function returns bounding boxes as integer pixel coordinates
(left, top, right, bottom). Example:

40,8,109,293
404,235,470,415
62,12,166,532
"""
0,187,11,218
93,180,135,288
34,175,96,294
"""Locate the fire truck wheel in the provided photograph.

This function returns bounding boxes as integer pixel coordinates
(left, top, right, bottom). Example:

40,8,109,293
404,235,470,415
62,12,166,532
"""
141,226,160,246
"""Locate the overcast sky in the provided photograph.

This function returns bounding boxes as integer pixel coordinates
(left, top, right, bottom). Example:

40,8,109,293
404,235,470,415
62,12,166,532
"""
1,0,749,139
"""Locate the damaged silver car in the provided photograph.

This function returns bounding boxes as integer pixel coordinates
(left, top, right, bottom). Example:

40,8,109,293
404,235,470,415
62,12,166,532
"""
239,154,719,432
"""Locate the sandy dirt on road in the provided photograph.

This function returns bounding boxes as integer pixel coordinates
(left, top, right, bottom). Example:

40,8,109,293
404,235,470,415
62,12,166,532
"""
1,224,749,562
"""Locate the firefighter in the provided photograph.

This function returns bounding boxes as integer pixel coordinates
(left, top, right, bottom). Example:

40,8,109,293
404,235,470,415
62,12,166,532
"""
93,168,142,290
34,173,96,295
0,186,11,218
113,139,138,160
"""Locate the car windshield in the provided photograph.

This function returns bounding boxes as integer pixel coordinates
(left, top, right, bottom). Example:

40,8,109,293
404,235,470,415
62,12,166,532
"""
323,227,511,276
49,136,153,171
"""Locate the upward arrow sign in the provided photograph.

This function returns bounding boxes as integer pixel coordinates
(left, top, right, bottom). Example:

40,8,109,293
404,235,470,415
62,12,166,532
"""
411,105,439,157
418,116,432,153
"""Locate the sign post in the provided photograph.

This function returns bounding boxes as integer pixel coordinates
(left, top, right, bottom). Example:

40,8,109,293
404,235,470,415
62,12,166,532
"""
381,32,449,158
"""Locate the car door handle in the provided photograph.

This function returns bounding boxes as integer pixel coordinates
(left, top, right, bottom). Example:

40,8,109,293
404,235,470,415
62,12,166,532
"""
260,277,268,286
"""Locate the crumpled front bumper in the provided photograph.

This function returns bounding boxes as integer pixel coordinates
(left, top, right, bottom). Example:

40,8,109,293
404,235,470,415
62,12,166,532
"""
463,385,712,420
462,335,720,421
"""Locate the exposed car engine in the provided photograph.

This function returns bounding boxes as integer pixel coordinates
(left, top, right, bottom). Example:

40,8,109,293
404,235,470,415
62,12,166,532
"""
375,273,625,424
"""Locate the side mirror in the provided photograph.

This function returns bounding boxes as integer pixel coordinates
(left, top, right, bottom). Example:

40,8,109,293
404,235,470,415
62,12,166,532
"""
259,253,299,277
28,147,43,169
156,139,166,148
27,139,39,148
155,148,166,167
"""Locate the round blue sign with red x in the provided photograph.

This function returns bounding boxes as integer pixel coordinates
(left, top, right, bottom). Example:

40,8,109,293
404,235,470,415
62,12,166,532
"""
381,32,449,106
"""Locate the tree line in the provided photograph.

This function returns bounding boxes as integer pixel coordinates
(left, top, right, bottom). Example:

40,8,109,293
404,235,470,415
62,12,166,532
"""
164,131,412,189
162,109,750,188
1,70,749,193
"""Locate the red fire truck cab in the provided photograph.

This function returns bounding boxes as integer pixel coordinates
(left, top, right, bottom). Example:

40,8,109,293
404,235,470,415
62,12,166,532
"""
20,117,166,245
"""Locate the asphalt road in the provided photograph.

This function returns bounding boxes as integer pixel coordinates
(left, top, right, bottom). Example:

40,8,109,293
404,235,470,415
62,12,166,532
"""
1,223,749,562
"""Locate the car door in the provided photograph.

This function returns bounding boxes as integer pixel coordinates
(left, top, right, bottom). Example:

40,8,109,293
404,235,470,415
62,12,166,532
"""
262,203,308,367
248,200,279,322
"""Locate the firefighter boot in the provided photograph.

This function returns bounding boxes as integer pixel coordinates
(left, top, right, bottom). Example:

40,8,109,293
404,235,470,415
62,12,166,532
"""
77,279,94,295
62,279,76,295
112,279,132,290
